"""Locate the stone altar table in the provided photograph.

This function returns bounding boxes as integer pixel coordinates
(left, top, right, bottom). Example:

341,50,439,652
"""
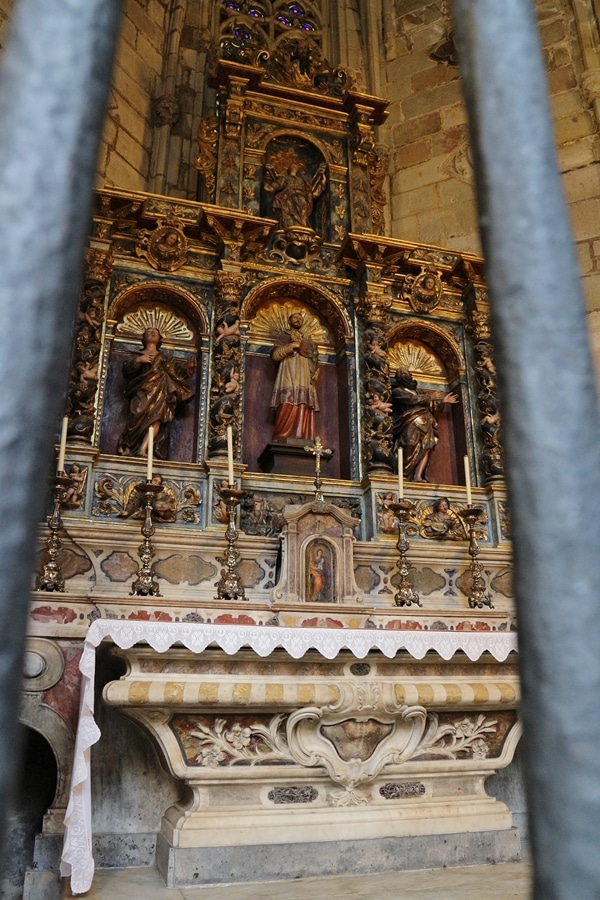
60,620,519,894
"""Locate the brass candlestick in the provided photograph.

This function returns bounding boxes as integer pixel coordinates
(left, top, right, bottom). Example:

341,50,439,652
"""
130,481,162,597
389,499,421,608
37,474,72,592
215,486,246,601
458,506,494,609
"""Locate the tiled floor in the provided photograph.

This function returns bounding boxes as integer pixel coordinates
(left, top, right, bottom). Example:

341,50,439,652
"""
73,860,531,899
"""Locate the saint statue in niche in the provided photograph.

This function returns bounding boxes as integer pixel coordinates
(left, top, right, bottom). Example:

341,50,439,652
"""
307,541,334,603
117,327,196,460
391,368,458,482
263,154,327,231
270,311,320,442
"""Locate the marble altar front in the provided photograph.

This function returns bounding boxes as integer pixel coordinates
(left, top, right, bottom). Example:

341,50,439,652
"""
59,621,519,893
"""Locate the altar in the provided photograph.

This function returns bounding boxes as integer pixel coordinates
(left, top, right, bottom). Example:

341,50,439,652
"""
59,621,519,894
23,24,524,896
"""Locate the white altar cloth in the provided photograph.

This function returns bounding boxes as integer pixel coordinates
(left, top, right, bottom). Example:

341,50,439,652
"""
59,619,518,894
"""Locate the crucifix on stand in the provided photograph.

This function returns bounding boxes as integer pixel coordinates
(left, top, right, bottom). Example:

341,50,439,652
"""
304,435,333,507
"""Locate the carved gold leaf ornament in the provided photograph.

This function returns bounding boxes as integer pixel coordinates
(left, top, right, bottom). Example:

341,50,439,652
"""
117,309,195,346
135,216,189,272
248,301,329,346
388,341,444,380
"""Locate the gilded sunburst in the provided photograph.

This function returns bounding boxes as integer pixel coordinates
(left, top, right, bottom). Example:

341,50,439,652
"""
249,301,329,347
389,341,444,381
117,308,195,345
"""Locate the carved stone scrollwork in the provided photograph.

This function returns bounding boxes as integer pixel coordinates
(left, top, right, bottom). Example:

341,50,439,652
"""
66,250,113,442
467,291,504,480
287,691,429,806
168,693,504,808
209,271,246,457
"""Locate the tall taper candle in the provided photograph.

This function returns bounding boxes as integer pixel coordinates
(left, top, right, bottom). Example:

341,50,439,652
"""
226,425,234,486
397,446,403,500
147,427,154,481
464,454,472,506
57,416,69,473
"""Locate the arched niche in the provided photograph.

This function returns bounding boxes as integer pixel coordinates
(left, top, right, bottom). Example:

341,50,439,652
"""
20,695,72,833
260,135,329,239
387,321,467,487
100,283,208,463
243,279,353,480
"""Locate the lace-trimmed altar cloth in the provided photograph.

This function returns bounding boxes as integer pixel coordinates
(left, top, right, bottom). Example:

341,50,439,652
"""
59,619,518,894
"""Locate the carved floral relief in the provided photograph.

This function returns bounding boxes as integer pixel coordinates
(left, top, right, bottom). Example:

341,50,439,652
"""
169,695,514,807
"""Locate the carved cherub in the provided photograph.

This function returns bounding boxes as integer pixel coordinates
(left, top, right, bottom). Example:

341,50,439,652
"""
215,313,241,344
63,463,88,510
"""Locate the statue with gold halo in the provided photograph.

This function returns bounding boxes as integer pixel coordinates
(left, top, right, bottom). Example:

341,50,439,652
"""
270,311,320,441
118,327,195,460
391,368,458,482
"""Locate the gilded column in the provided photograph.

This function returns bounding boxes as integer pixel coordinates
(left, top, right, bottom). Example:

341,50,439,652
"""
356,281,394,473
465,286,504,481
208,270,246,460
65,233,114,444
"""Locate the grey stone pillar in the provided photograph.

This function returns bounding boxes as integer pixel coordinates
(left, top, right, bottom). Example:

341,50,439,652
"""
453,1,600,896
0,0,122,862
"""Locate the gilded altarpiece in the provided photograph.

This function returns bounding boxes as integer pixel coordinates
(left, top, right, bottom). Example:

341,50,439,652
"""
31,7,518,891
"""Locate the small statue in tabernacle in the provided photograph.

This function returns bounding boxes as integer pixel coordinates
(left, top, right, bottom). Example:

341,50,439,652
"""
118,327,196,460
270,311,320,442
391,368,458,482
263,158,326,231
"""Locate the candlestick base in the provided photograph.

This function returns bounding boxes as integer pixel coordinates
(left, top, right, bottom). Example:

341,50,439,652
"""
389,499,422,608
36,475,72,592
130,482,162,597
458,506,494,609
215,487,247,602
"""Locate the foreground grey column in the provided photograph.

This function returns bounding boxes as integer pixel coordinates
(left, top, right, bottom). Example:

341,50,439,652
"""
0,0,122,863
453,1,600,896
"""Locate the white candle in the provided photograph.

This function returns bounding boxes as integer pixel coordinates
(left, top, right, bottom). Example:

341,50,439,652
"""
397,447,403,500
226,425,234,486
147,426,154,481
464,455,472,506
57,416,68,473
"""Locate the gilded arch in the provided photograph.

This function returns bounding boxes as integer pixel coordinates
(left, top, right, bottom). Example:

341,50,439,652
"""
99,281,209,462
242,276,355,479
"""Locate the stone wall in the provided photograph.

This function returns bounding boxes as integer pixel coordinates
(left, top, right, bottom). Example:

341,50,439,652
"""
160,1,212,198
380,0,600,368
97,0,171,192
